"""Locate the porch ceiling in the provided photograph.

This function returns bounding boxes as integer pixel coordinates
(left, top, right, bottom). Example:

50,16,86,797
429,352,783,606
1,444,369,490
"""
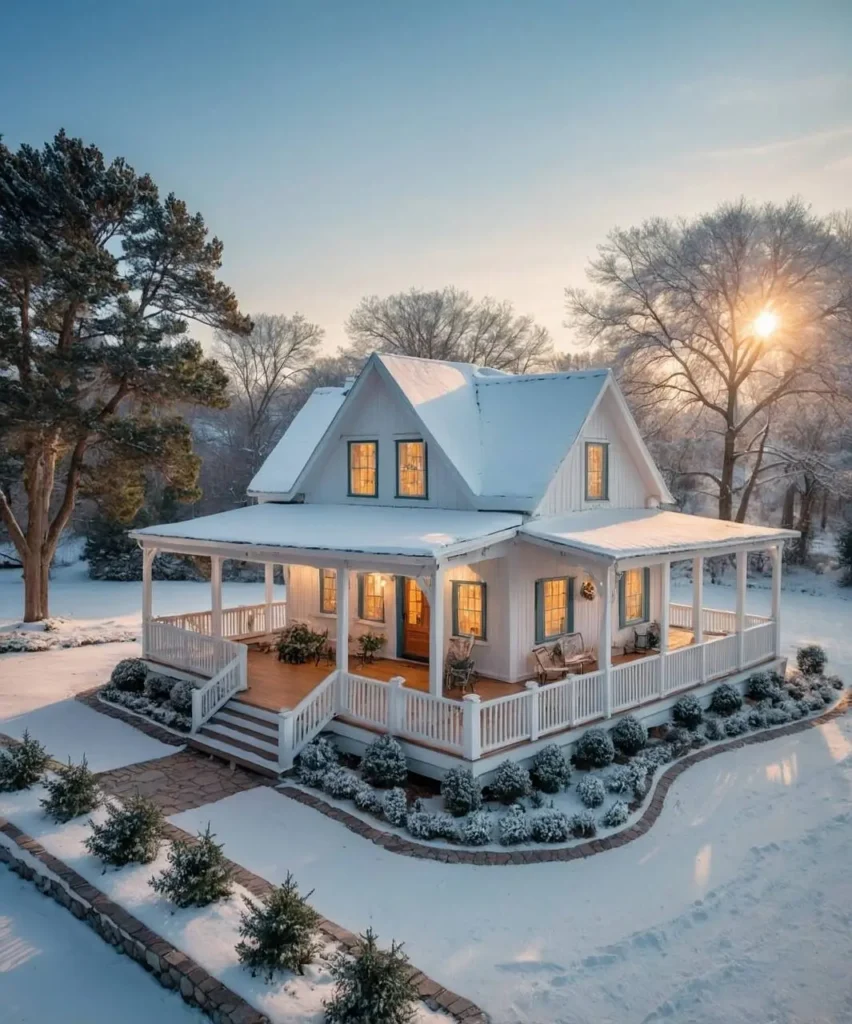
131,503,523,563
522,508,798,563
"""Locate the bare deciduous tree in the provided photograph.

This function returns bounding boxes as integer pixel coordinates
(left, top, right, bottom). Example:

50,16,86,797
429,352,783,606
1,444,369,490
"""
346,286,553,372
566,198,852,521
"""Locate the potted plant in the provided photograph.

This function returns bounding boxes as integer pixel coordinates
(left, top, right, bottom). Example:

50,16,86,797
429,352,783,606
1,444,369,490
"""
356,631,387,663
276,622,328,664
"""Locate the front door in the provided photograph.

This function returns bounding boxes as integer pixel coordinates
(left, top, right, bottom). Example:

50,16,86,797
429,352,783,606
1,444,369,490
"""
401,578,430,661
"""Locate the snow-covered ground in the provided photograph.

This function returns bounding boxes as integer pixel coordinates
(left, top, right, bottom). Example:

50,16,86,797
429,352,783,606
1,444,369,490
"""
0,866,204,1024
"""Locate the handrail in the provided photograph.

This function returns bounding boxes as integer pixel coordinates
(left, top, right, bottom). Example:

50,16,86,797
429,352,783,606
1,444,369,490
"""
190,643,248,732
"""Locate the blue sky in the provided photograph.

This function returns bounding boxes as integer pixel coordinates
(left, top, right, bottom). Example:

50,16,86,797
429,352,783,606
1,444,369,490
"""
3,0,851,352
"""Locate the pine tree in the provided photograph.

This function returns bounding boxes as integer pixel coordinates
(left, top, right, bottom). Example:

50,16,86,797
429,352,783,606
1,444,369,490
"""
324,927,418,1024
0,731,50,791
236,873,321,980
85,793,164,867
150,825,234,908
0,132,249,621
40,756,101,821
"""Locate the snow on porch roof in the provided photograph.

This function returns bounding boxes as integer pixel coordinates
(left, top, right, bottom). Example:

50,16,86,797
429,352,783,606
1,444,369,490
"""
522,509,798,561
132,503,524,560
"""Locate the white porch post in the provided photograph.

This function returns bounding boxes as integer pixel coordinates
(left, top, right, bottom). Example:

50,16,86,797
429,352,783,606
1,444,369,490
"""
600,564,614,718
141,546,155,657
429,564,446,697
210,555,223,638
462,693,481,760
770,542,783,659
264,562,274,633
693,555,706,682
659,559,670,697
735,549,747,670
336,565,349,675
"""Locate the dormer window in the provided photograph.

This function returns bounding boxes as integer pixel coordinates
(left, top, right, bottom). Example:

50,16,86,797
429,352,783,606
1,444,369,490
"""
585,442,609,501
396,440,427,498
348,440,378,497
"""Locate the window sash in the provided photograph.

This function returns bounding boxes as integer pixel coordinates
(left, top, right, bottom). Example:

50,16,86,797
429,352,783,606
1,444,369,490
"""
585,442,608,501
452,581,486,640
535,577,574,643
396,440,427,498
348,441,378,497
619,568,649,626
319,568,337,614
358,573,385,622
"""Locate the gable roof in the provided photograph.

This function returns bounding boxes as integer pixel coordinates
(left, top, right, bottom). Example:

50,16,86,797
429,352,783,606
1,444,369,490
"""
247,352,673,510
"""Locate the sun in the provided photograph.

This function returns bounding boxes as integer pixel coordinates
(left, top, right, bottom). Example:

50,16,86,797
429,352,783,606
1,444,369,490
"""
754,310,780,339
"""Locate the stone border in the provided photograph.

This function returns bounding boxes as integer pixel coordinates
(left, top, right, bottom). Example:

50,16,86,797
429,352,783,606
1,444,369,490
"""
278,689,851,866
76,685,186,746
0,820,268,1024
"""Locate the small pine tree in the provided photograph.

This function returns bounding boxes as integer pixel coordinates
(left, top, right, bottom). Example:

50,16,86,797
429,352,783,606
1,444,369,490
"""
530,745,571,793
40,756,100,821
85,793,164,867
325,927,418,1024
440,766,482,816
236,873,321,980
0,731,50,791
150,825,234,908
361,735,408,788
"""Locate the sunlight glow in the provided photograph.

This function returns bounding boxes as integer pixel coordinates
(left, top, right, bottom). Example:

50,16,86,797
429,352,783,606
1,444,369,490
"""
753,310,780,338
693,844,712,888
765,754,798,786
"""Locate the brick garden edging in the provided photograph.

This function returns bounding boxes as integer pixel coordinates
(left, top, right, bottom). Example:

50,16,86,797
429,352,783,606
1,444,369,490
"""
278,688,851,866
76,685,186,746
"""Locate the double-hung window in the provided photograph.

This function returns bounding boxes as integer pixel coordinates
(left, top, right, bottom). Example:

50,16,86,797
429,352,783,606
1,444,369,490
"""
396,440,427,498
319,568,337,615
452,581,486,640
348,440,378,497
534,577,574,643
585,441,609,501
619,568,650,627
358,573,385,622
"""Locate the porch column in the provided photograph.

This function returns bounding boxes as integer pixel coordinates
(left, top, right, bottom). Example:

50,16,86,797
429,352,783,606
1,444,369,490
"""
600,564,613,718
692,556,704,644
735,549,747,670
264,562,274,634
429,564,446,697
770,542,783,659
659,559,670,696
336,565,350,674
141,546,155,657
210,555,223,639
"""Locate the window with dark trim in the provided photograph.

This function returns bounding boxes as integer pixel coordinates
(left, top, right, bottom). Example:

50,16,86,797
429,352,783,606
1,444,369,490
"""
585,441,609,501
534,576,574,643
619,567,650,627
348,440,378,497
357,573,385,622
452,580,486,640
319,567,337,614
396,440,427,498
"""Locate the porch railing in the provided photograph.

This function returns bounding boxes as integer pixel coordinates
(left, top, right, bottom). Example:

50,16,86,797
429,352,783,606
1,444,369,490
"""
669,603,770,635
154,600,287,639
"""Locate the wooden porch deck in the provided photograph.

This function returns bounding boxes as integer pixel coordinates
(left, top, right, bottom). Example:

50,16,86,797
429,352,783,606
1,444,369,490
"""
239,626,701,711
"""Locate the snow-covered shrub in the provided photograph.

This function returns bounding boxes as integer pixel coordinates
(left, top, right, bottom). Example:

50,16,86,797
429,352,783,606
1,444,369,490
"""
296,737,338,787
85,794,164,867
765,705,792,726
610,715,647,756
458,812,493,846
528,788,546,809
110,657,147,692
144,673,175,702
405,811,459,842
747,706,769,729
723,712,750,737
746,672,778,702
150,825,233,908
236,872,321,980
361,735,408,789
169,680,195,714
709,682,743,716
529,809,570,843
576,775,606,808
637,743,673,769
489,760,532,804
354,785,382,815
825,674,845,690
574,727,615,769
817,685,836,705
40,756,100,821
382,787,408,827
600,801,629,828
0,731,50,792
498,804,531,845
530,744,571,793
325,927,418,1024
275,621,328,665
568,811,597,839
322,767,361,800
804,692,824,712
606,761,647,795
440,766,482,816
672,694,703,729
784,672,807,700
663,726,692,758
797,644,827,678
782,699,804,720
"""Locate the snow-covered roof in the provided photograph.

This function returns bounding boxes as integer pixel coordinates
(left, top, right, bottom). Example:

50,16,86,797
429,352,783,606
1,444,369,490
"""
522,509,798,562
132,504,523,560
248,387,346,497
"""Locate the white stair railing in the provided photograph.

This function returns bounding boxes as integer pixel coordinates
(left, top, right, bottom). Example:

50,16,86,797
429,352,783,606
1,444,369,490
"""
190,644,248,733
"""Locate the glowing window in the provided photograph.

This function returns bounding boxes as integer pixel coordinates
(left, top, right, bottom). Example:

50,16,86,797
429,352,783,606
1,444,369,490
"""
535,577,573,642
319,568,336,614
396,440,427,498
620,568,648,626
358,573,385,622
452,581,486,640
348,441,378,497
585,442,609,500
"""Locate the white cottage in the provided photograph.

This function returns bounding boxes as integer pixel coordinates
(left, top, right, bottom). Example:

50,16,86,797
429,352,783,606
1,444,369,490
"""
133,353,796,778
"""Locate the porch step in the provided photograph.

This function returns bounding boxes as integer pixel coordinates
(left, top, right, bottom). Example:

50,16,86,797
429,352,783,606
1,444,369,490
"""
200,721,278,757
188,735,280,779
213,709,278,744
226,698,281,726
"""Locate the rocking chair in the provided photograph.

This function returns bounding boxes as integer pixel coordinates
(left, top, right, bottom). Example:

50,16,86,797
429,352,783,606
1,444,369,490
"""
444,634,477,693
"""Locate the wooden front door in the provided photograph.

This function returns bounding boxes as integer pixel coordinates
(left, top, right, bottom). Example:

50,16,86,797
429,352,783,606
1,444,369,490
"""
401,578,430,661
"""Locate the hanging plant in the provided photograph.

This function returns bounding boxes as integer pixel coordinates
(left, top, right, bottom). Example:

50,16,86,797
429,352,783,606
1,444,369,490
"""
581,579,596,601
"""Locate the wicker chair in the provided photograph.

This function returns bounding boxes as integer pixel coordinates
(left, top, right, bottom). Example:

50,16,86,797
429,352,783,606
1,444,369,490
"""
532,632,596,682
444,634,477,693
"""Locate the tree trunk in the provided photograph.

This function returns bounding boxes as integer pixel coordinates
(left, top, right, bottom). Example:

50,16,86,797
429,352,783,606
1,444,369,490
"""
718,428,736,521
781,483,796,530
820,491,829,531
793,480,818,564
22,549,50,621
